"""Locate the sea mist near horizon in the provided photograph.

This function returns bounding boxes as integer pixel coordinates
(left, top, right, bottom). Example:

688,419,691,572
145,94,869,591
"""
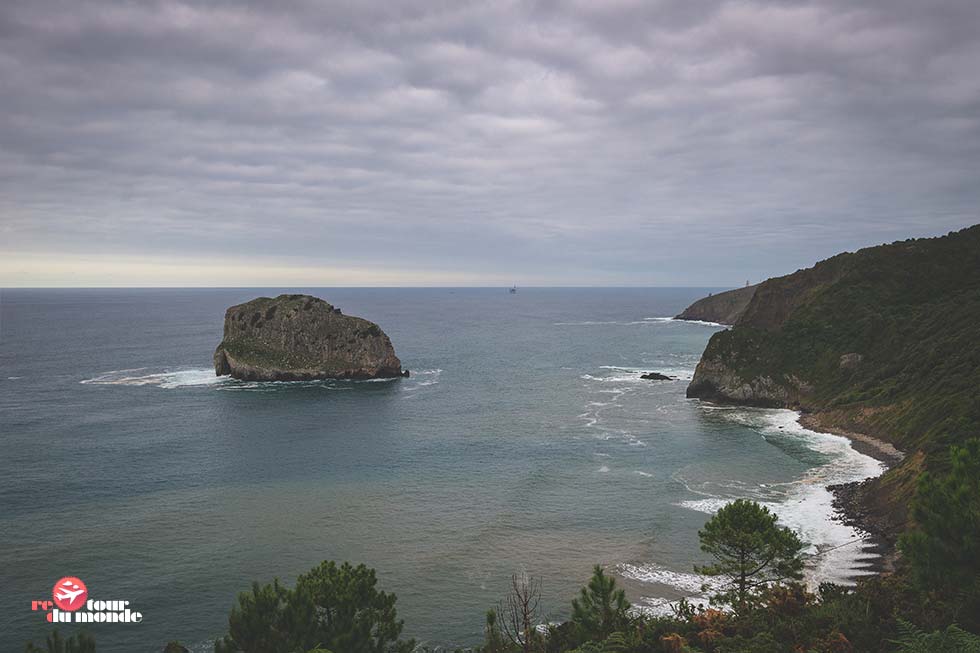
0,288,883,651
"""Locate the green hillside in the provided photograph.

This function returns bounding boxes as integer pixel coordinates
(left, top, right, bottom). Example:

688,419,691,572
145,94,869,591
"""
688,225,980,455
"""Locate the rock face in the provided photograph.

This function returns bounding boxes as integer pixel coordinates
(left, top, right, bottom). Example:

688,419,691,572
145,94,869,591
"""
213,294,405,381
675,284,757,325
688,223,980,438
685,225,980,555
686,355,811,407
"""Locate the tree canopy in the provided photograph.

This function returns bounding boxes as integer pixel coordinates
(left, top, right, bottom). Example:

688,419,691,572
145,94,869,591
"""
570,565,631,642
695,499,805,613
214,561,413,653
899,438,980,623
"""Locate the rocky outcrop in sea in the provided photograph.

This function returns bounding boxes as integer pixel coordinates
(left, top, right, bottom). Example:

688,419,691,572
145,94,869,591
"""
213,294,406,381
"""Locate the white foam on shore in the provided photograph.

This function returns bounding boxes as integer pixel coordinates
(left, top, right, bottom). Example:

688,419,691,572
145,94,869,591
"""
645,317,728,328
555,317,727,328
621,408,886,611
620,562,728,596
619,563,725,615
677,408,885,589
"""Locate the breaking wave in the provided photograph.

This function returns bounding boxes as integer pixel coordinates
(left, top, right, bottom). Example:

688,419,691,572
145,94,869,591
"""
80,367,436,392
676,409,885,588
555,317,726,328
80,368,226,388
619,408,886,612
647,317,727,328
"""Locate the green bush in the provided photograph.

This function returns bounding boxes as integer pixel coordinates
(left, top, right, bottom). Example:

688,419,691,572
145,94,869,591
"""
215,561,414,653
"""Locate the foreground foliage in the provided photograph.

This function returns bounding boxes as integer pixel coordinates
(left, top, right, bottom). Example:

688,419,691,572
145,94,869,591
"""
899,437,980,620
695,499,804,614
214,560,413,653
24,631,96,653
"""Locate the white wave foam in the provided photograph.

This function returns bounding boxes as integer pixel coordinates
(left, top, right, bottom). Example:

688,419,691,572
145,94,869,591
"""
633,470,653,477
554,320,628,326
81,368,225,388
619,562,727,596
405,368,442,387
582,367,694,383
598,465,610,473
620,563,727,615
644,316,728,328
82,367,420,391
676,408,886,588
556,317,727,328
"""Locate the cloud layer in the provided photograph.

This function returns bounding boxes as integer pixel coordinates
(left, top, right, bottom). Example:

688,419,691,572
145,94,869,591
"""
2,0,978,286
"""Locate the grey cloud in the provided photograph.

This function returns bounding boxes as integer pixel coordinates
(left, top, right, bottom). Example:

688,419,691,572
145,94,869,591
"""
1,0,978,285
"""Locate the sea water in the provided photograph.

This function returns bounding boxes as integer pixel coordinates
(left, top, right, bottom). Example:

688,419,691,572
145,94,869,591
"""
0,288,883,651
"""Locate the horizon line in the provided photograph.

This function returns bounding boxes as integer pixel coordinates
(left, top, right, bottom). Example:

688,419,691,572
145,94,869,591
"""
0,284,741,290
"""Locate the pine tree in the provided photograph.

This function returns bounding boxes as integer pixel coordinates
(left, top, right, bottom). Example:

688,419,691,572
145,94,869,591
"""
899,439,980,594
570,566,630,641
695,499,804,614
215,561,414,653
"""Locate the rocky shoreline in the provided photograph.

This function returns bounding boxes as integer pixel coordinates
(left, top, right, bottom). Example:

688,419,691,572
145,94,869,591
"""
797,413,907,575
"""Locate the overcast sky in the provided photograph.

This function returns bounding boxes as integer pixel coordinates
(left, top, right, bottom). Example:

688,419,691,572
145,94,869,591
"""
1,0,978,287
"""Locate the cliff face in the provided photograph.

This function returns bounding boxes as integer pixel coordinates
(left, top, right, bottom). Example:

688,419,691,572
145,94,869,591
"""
675,284,757,325
213,294,404,381
688,225,980,450
686,224,980,540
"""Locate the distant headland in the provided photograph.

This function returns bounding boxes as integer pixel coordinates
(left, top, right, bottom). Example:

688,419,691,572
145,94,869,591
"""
675,284,757,325
684,224,980,547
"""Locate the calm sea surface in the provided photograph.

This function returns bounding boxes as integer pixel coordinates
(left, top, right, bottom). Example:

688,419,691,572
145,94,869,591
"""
0,288,882,651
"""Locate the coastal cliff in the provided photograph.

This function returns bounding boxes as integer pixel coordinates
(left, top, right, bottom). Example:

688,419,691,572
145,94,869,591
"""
214,294,405,381
687,224,980,543
675,284,757,325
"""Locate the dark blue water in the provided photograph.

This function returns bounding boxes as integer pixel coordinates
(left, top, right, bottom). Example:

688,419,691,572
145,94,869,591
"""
0,288,881,651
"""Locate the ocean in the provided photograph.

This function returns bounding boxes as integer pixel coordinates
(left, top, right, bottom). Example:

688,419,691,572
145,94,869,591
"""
0,288,884,651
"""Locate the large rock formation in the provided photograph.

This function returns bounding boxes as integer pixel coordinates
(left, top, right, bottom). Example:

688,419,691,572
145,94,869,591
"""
213,294,406,381
686,225,980,440
685,224,980,544
675,284,757,325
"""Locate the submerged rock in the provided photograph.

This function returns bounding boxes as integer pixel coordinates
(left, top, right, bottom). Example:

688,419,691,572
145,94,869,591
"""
213,294,406,381
640,372,674,380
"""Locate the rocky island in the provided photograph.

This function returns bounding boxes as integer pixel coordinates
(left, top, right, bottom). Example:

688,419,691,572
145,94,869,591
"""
213,294,407,381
